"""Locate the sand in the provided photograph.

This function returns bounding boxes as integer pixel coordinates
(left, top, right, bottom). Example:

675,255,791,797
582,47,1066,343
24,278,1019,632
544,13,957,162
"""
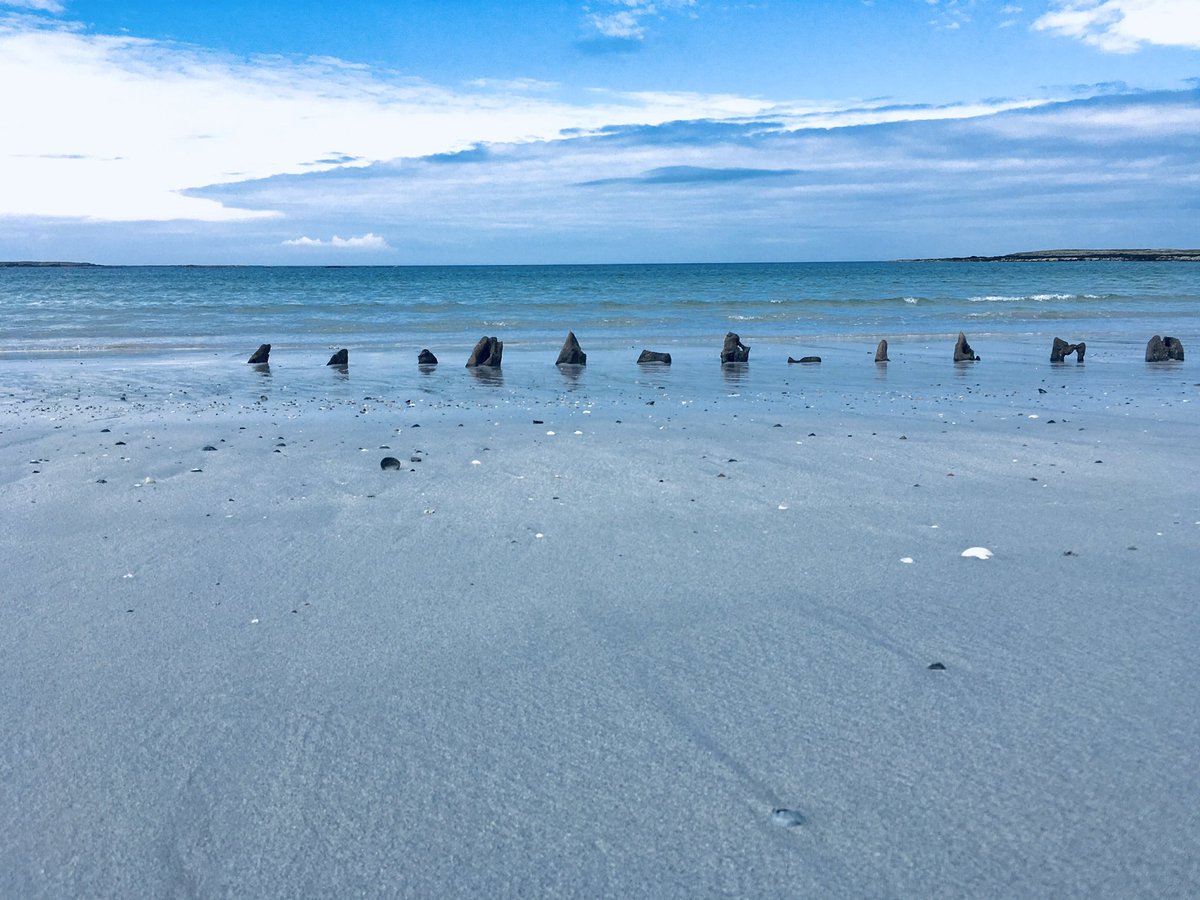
2,340,1198,897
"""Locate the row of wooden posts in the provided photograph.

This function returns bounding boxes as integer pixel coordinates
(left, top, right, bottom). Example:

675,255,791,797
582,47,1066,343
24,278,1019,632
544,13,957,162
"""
244,331,1185,369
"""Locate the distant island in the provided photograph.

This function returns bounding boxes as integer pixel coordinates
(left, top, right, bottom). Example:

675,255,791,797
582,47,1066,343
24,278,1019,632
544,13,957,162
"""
915,249,1200,262
0,261,100,268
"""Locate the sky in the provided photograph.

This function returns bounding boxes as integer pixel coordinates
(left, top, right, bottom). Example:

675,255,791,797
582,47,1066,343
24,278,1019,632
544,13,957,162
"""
0,0,1197,264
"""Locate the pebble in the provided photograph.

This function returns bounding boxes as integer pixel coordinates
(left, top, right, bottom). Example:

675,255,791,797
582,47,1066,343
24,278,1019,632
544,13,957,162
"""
771,808,805,827
928,662,947,670
380,456,402,470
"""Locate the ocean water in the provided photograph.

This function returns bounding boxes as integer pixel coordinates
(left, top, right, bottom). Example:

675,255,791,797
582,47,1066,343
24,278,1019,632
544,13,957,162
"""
1,261,1195,408
2,261,1196,356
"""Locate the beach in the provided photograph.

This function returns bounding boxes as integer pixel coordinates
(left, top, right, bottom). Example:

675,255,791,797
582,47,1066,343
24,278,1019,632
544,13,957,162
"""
3,336,1198,896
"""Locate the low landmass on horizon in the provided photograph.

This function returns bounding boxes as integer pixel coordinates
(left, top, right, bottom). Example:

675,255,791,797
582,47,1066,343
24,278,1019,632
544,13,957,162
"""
3,250,1200,268
916,248,1200,262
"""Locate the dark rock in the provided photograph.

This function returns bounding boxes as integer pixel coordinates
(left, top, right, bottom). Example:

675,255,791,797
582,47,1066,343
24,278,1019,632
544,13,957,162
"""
954,332,979,362
202,445,217,451
1051,337,1086,362
466,336,503,368
247,343,271,364
556,331,587,366
380,456,402,470
417,349,438,365
787,356,821,364
720,331,750,364
327,348,349,366
875,339,889,362
928,662,947,671
1146,335,1183,361
637,350,672,365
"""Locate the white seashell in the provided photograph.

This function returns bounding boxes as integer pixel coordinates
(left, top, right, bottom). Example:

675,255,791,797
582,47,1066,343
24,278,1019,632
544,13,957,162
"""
960,547,993,559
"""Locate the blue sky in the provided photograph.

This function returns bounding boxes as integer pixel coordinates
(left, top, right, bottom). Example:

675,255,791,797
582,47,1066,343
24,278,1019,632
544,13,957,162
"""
1,0,1197,263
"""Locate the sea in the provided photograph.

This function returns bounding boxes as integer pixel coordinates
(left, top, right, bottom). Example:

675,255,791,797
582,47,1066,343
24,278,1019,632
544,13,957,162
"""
2,261,1196,404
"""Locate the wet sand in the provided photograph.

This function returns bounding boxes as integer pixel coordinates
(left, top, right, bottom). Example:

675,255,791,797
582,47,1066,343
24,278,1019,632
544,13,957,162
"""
2,340,1198,897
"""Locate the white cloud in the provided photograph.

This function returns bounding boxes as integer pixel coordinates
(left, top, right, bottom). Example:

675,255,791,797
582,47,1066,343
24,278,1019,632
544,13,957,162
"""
282,233,389,249
0,16,792,223
2,15,1051,226
1034,0,1200,52
2,1,65,13
585,0,697,41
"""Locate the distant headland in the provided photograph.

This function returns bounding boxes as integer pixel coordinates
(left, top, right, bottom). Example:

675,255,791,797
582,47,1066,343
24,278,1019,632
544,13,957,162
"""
913,248,1200,262
0,261,100,268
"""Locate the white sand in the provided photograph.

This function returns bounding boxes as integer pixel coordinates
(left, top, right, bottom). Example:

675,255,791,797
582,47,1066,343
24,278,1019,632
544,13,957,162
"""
2,342,1198,897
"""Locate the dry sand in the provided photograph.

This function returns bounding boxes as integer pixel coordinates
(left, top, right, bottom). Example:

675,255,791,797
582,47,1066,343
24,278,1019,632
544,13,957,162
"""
2,341,1198,897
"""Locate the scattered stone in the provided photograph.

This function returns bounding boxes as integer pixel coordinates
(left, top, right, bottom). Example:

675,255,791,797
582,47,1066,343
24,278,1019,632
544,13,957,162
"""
409,456,422,463
954,332,980,362
875,339,889,362
556,331,587,366
327,348,349,366
417,349,438,365
202,445,217,451
247,343,271,364
771,808,805,827
380,456,402,470
960,546,993,559
637,349,672,365
787,356,821,364
1146,334,1184,361
466,335,503,368
927,662,947,671
96,478,107,483
1038,388,1047,394
720,331,750,364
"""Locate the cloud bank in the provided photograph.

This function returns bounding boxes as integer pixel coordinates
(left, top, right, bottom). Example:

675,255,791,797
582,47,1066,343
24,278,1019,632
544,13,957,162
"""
187,88,1200,263
282,233,390,249
1034,0,1200,52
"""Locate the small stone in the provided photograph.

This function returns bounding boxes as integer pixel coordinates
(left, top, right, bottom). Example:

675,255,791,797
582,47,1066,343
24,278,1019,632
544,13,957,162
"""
247,343,271,364
928,662,947,671
202,445,217,451
380,456,402,470
417,348,438,365
771,808,804,827
327,348,349,366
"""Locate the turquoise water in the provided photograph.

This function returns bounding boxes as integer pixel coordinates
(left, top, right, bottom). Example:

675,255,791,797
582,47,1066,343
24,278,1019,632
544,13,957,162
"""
1,262,1196,357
